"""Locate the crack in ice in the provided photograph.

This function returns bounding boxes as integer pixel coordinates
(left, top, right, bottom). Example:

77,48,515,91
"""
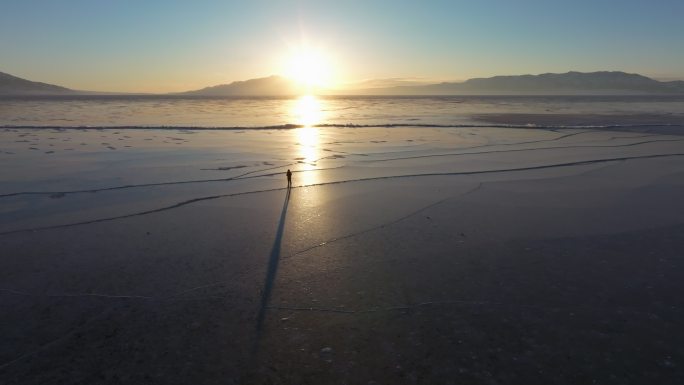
1,152,684,236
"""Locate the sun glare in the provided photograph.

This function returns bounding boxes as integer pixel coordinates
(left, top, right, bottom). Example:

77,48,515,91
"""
284,49,334,89
293,95,323,127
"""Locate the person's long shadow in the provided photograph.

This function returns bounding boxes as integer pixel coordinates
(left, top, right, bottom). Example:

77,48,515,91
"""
255,187,291,332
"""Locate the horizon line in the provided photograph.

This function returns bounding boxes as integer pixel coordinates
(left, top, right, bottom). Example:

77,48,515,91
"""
3,69,684,95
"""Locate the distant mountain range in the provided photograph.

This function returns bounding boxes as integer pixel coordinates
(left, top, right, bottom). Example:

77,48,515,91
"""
2,70,684,96
177,75,304,96
360,71,684,95
0,71,75,95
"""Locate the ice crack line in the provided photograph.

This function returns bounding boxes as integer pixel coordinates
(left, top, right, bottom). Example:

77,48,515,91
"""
0,129,597,199
0,184,483,302
0,127,610,201
0,161,289,199
0,155,339,199
367,138,684,163
1,152,683,236
170,185,483,299
283,182,483,261
332,129,598,159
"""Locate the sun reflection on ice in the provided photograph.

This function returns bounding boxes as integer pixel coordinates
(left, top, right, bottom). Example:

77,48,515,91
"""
293,95,324,173
292,95,326,202
297,126,319,170
293,95,324,127
289,95,330,238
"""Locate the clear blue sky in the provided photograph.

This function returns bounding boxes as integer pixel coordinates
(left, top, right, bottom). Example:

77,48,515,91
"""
1,0,683,92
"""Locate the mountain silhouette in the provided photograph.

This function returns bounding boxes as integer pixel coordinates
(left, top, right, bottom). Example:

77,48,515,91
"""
357,71,684,95
2,70,683,96
0,71,74,95
179,75,305,96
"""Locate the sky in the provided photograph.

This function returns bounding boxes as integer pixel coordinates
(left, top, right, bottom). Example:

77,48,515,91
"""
1,0,683,93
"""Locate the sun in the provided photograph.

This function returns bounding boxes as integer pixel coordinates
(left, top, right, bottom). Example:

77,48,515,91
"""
284,49,334,89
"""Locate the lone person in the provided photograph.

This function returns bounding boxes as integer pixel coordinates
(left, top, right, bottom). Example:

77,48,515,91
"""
286,169,292,187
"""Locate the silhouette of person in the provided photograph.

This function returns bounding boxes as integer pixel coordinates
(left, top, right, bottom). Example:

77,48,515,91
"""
286,169,292,187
